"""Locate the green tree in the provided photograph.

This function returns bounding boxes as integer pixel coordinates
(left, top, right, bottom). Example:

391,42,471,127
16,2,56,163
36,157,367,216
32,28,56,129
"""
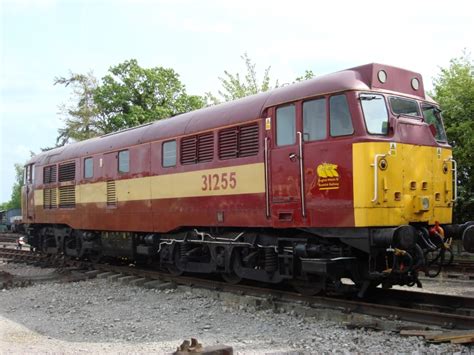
94,59,205,132
3,164,25,210
432,52,474,222
54,71,101,146
206,53,279,105
295,70,315,82
55,60,205,144
207,53,314,105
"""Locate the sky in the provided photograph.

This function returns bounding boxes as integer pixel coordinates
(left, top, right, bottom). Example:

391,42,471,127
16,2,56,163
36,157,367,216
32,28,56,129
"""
0,0,473,202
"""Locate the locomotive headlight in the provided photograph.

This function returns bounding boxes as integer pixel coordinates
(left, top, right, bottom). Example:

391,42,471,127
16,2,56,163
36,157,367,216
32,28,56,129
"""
443,163,449,174
415,196,430,212
378,158,388,170
422,197,430,210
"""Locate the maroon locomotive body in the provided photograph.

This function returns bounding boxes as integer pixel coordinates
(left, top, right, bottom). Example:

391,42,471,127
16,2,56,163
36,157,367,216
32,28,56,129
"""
22,63,474,295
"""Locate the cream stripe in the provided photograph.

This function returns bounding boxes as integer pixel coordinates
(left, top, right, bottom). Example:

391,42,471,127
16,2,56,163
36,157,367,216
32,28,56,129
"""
34,163,265,206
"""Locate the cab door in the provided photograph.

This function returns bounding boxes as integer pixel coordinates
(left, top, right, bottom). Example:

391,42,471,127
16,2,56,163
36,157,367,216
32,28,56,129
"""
268,104,304,225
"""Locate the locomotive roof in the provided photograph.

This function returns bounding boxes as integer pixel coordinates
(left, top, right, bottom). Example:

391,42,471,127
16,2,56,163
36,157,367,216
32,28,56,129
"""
29,63,428,165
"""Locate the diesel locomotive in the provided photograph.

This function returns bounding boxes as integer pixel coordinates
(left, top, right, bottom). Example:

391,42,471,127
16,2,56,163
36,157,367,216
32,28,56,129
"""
21,63,474,296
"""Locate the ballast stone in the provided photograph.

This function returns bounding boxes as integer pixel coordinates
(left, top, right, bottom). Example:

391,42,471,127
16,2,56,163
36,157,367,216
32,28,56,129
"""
143,280,175,290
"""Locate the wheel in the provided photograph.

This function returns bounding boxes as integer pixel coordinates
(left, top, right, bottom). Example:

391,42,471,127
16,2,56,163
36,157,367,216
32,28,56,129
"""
63,233,84,258
87,249,103,263
221,271,242,284
166,245,184,276
221,248,242,284
291,275,325,296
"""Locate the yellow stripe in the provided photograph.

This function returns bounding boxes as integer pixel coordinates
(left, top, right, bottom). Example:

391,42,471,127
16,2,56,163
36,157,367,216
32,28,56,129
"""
34,189,44,206
34,163,265,206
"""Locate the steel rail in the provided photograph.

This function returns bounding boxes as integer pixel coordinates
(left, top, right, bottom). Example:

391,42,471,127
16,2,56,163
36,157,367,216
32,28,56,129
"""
2,248,473,330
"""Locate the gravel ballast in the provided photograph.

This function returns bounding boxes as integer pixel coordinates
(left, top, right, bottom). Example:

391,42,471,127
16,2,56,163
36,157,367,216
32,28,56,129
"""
0,262,473,354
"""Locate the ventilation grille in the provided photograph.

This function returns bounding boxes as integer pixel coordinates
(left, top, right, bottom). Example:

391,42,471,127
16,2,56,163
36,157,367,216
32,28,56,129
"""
59,162,76,182
197,132,214,162
107,181,117,206
218,123,259,160
180,132,214,165
43,165,57,184
43,188,57,209
218,128,239,159
59,185,76,208
239,124,259,156
180,136,197,165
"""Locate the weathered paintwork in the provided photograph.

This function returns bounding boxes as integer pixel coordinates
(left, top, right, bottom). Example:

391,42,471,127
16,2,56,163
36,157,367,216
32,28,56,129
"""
22,63,453,233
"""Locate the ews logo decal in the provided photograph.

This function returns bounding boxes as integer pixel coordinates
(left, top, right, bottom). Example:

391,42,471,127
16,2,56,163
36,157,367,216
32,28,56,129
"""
311,163,340,191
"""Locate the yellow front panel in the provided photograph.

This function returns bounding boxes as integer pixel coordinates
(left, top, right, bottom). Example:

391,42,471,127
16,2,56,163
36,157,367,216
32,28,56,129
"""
353,142,453,227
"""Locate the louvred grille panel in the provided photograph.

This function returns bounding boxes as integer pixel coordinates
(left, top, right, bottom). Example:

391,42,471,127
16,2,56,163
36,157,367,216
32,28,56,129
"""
180,136,197,164
181,133,214,164
43,165,57,184
239,124,259,157
218,123,259,159
107,181,117,206
58,162,75,182
59,185,76,208
43,188,57,209
218,128,238,159
197,132,214,162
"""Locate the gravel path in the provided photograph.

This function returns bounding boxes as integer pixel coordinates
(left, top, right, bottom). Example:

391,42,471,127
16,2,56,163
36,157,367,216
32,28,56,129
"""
0,262,473,354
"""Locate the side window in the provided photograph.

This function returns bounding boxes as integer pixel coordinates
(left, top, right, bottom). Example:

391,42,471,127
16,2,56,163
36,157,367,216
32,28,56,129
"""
25,165,33,184
303,98,326,141
162,140,177,167
118,150,130,173
276,105,296,146
330,94,354,137
84,157,93,178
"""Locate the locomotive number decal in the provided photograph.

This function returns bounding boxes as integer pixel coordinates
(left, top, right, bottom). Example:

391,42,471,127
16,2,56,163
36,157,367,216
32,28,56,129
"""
312,163,340,191
201,172,237,191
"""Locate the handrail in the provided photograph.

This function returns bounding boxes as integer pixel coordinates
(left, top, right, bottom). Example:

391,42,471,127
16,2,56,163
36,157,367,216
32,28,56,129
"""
445,156,458,202
264,137,270,218
297,132,306,217
371,154,387,203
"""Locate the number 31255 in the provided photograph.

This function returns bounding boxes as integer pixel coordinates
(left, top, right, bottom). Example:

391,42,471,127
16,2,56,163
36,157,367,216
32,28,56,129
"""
201,172,237,191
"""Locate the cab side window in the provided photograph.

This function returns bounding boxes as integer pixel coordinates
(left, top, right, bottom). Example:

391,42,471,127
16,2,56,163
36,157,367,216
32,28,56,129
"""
84,157,93,178
330,95,354,137
303,98,326,141
162,140,177,167
276,105,296,146
118,150,130,173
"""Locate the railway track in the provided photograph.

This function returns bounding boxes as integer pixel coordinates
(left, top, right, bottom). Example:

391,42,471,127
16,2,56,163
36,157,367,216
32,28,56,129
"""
0,233,22,244
1,247,473,330
441,260,474,280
